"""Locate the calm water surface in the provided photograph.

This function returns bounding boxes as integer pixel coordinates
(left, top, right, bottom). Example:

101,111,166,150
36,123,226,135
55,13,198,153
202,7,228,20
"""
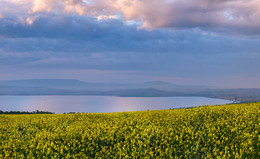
0,96,233,114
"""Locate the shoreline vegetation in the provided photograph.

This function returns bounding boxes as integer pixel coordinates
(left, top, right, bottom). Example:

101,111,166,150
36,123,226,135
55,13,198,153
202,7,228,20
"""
0,110,54,114
0,102,259,158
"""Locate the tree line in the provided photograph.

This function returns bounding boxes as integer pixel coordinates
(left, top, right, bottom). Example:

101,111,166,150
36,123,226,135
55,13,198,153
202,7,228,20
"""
0,110,54,114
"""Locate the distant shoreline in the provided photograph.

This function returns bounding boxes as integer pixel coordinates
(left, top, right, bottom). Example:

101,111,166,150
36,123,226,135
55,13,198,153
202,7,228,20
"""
0,94,245,102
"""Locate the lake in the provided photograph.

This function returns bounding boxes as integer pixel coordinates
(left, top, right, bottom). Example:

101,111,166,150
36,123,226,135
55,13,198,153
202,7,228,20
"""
0,96,233,114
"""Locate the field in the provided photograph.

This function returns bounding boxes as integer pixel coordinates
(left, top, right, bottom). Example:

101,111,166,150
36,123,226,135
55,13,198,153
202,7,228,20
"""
0,103,259,158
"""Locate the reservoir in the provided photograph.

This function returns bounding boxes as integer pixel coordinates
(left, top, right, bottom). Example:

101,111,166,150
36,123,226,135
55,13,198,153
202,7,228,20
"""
0,96,233,114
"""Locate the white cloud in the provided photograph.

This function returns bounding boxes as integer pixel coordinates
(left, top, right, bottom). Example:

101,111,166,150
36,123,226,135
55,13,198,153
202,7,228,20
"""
19,15,38,25
97,15,119,21
30,0,55,13
2,0,260,36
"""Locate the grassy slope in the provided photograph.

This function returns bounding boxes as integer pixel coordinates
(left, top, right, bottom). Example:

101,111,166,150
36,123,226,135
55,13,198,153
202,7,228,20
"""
0,103,259,158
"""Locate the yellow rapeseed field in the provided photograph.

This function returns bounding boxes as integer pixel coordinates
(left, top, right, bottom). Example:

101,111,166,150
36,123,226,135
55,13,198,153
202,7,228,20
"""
0,103,259,158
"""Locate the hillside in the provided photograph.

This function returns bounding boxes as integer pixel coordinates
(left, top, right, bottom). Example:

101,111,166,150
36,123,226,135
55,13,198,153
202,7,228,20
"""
0,103,259,158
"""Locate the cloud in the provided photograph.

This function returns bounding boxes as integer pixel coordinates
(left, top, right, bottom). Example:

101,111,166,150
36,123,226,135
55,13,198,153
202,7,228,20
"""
0,8,3,18
3,0,260,36
1,15,260,75
29,0,88,15
1,0,260,87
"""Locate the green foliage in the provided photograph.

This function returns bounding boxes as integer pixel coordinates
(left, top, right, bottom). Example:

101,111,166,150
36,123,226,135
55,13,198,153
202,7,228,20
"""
0,103,259,158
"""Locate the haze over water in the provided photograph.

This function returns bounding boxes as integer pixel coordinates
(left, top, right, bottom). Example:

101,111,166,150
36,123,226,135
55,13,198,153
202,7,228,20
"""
0,96,232,114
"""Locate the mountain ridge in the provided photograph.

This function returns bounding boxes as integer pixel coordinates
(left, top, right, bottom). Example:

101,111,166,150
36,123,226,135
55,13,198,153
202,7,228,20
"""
0,79,260,102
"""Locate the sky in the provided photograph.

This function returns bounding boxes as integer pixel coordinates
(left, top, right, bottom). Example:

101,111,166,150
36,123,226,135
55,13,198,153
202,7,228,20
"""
0,0,260,88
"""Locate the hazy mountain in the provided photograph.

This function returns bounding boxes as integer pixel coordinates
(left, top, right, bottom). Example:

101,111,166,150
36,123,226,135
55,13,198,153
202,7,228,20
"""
0,85,73,95
0,79,210,91
0,79,134,91
1,79,260,102
137,81,211,92
0,79,90,90
0,85,181,97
